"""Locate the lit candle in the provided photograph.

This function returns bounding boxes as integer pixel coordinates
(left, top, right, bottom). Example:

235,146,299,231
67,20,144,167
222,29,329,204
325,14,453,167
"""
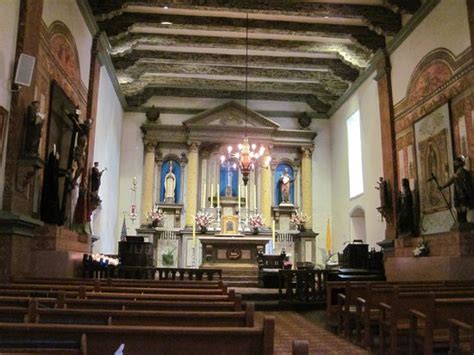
238,184,241,208
253,184,257,210
210,183,214,207
192,220,196,245
272,220,276,246
217,183,220,206
201,183,206,209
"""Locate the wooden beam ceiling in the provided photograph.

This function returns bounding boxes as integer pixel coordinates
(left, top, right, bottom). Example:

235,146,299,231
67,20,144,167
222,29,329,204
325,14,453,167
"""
87,0,422,116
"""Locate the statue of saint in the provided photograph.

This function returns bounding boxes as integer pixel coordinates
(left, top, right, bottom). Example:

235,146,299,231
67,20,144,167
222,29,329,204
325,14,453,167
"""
441,156,474,223
397,178,415,236
24,101,44,155
164,162,176,203
90,162,106,194
278,167,294,204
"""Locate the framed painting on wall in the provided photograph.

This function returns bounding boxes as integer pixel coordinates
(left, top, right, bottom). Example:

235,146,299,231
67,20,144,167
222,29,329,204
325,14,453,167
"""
414,103,454,234
0,106,8,162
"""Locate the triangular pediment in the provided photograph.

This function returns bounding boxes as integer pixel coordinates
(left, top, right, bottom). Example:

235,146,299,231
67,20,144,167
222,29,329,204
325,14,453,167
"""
183,101,280,129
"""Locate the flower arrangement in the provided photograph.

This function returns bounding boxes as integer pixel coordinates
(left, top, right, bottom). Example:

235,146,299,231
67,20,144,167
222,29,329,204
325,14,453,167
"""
249,214,265,229
161,247,176,266
195,211,214,230
413,237,430,257
147,207,164,228
290,210,310,228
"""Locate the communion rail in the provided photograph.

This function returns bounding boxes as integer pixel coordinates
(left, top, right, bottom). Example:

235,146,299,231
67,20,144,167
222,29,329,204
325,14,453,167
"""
278,269,328,305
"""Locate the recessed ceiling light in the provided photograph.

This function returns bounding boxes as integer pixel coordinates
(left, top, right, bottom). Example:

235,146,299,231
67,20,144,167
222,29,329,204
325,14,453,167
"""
164,6,169,9
161,21,173,25
324,16,329,19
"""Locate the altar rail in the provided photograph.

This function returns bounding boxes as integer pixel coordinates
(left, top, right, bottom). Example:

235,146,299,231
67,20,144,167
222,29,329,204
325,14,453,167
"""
278,270,328,305
157,268,222,281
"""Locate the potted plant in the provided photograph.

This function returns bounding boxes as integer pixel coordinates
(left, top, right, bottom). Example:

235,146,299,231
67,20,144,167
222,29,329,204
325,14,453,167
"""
413,237,430,257
249,214,264,234
147,207,164,228
195,211,214,233
161,247,175,266
290,210,310,231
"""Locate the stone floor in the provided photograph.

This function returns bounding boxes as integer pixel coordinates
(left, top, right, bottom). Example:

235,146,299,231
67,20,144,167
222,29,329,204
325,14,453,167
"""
255,311,368,355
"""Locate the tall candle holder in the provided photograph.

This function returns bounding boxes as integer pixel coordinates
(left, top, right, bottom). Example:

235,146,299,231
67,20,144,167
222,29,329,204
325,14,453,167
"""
216,206,221,231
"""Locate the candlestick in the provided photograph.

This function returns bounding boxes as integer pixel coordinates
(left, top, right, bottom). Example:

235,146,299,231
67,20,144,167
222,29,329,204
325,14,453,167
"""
238,184,241,208
192,219,196,245
253,184,257,211
272,219,276,247
210,183,214,207
201,183,206,209
245,185,248,210
217,183,220,206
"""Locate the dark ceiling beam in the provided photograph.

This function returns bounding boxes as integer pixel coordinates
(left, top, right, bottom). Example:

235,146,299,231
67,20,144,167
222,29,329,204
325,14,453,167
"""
120,63,349,91
88,0,402,36
126,87,331,112
386,0,422,14
111,33,370,68
121,78,340,104
101,13,385,52
111,51,360,82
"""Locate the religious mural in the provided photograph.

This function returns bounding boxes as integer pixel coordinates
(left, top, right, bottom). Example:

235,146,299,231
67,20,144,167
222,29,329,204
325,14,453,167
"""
414,103,454,233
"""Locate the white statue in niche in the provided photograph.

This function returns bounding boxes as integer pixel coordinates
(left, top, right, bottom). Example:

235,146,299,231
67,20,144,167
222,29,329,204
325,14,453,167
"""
164,162,176,203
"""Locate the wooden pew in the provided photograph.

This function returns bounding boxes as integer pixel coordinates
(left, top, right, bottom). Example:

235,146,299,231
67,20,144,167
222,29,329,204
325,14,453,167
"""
409,296,474,354
0,298,255,328
0,283,228,295
0,293,243,312
449,318,474,355
11,277,224,289
378,289,474,355
0,316,275,355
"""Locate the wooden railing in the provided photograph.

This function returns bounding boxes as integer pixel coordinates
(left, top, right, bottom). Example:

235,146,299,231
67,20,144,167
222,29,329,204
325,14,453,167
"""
157,268,222,281
278,269,328,304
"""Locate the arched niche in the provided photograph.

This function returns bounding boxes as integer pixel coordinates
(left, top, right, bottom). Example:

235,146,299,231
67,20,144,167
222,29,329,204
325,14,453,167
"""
274,162,295,205
349,206,366,242
160,158,181,203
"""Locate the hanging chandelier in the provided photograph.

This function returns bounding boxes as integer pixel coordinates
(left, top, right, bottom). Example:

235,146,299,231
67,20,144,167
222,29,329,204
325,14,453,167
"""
220,13,269,186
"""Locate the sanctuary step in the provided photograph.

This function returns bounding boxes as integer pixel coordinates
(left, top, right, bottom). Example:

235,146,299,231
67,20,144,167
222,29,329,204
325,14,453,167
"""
221,268,259,288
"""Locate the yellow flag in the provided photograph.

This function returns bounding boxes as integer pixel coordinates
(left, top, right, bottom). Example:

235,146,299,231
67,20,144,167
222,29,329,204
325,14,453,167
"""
326,218,332,254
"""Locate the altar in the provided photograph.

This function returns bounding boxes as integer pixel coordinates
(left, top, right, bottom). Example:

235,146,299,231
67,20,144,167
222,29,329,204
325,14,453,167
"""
200,235,270,268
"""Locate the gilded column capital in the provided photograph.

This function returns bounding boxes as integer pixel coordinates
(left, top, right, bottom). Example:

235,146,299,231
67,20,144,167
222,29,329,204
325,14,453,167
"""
301,147,314,159
144,141,156,153
188,141,200,152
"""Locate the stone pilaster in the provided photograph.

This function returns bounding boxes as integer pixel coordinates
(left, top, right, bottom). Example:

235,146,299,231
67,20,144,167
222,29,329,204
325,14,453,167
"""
141,141,156,225
185,142,200,227
260,149,272,227
301,147,313,225
374,51,398,241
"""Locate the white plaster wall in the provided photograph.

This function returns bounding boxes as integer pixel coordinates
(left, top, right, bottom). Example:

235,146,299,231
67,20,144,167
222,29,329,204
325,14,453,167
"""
92,69,124,254
329,73,385,252
42,0,92,89
0,0,20,206
310,119,332,266
116,112,146,239
391,0,470,104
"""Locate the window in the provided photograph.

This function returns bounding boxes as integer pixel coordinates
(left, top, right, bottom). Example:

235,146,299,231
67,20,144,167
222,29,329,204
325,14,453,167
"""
346,110,364,198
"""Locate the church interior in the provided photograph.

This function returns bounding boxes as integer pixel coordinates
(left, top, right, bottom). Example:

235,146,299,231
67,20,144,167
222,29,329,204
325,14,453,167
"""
0,0,474,353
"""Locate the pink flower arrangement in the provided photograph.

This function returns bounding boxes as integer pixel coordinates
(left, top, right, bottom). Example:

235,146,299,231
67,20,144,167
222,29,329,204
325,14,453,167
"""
148,207,164,227
195,211,214,229
249,214,264,228
290,210,309,227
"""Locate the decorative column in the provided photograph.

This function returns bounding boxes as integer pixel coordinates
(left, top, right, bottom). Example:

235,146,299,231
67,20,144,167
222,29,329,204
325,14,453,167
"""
375,51,398,242
260,150,272,227
141,141,156,225
301,147,313,226
185,142,200,227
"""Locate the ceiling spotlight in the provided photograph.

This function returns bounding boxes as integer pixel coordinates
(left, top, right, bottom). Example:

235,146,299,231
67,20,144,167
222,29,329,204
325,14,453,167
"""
163,6,169,9
161,21,173,25
324,16,329,19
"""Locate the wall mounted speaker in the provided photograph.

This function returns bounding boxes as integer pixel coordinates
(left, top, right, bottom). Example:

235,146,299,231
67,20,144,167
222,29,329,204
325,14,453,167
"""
14,53,36,87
